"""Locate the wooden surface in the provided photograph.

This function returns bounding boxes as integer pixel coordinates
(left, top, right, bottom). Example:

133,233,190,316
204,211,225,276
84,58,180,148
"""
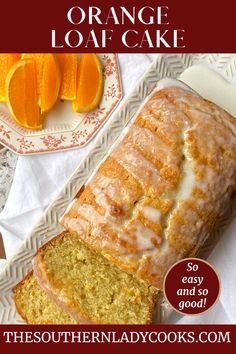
0,233,6,259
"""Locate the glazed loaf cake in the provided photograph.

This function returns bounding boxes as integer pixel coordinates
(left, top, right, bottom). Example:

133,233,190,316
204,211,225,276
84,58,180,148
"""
14,272,77,324
61,86,236,289
33,231,157,324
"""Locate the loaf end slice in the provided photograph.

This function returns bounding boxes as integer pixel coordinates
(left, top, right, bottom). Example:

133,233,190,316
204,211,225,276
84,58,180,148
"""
14,272,77,324
33,231,157,324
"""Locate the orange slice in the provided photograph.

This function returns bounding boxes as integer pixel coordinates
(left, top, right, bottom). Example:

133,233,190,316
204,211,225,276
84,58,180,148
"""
0,54,21,102
22,53,60,113
72,54,103,113
58,54,78,100
6,59,41,130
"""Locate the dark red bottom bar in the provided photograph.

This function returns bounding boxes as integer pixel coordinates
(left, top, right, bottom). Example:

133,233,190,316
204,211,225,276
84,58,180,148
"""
0,325,235,354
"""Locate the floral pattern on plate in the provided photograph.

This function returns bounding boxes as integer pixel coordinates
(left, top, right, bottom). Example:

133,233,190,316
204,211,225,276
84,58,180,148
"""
0,54,122,155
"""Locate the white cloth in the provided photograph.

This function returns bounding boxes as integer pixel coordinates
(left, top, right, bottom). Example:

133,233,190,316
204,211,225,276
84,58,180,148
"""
0,54,235,324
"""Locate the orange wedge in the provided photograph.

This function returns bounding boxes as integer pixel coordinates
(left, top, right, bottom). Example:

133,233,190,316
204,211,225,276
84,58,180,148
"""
0,54,21,102
58,54,78,100
22,53,60,113
6,59,41,130
72,54,103,113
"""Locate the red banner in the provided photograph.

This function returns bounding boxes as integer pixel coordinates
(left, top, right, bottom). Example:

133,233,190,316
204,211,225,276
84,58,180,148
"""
0,325,235,353
0,0,235,52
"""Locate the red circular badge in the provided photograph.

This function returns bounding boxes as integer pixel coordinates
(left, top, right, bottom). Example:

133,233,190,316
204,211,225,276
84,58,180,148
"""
163,258,220,315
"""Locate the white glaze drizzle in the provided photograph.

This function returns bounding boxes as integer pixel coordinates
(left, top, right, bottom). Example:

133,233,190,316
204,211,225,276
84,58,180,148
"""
111,141,170,192
142,206,161,223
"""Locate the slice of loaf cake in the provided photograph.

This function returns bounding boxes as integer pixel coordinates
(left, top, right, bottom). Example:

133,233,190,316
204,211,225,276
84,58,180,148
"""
14,272,77,324
33,231,157,324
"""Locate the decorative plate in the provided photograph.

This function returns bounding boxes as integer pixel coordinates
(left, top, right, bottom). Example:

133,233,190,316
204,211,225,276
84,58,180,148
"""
1,54,236,324
0,54,122,155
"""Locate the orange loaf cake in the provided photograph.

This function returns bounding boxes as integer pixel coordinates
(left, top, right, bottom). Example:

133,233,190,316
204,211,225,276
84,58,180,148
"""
61,86,236,289
14,272,77,324
33,232,157,324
